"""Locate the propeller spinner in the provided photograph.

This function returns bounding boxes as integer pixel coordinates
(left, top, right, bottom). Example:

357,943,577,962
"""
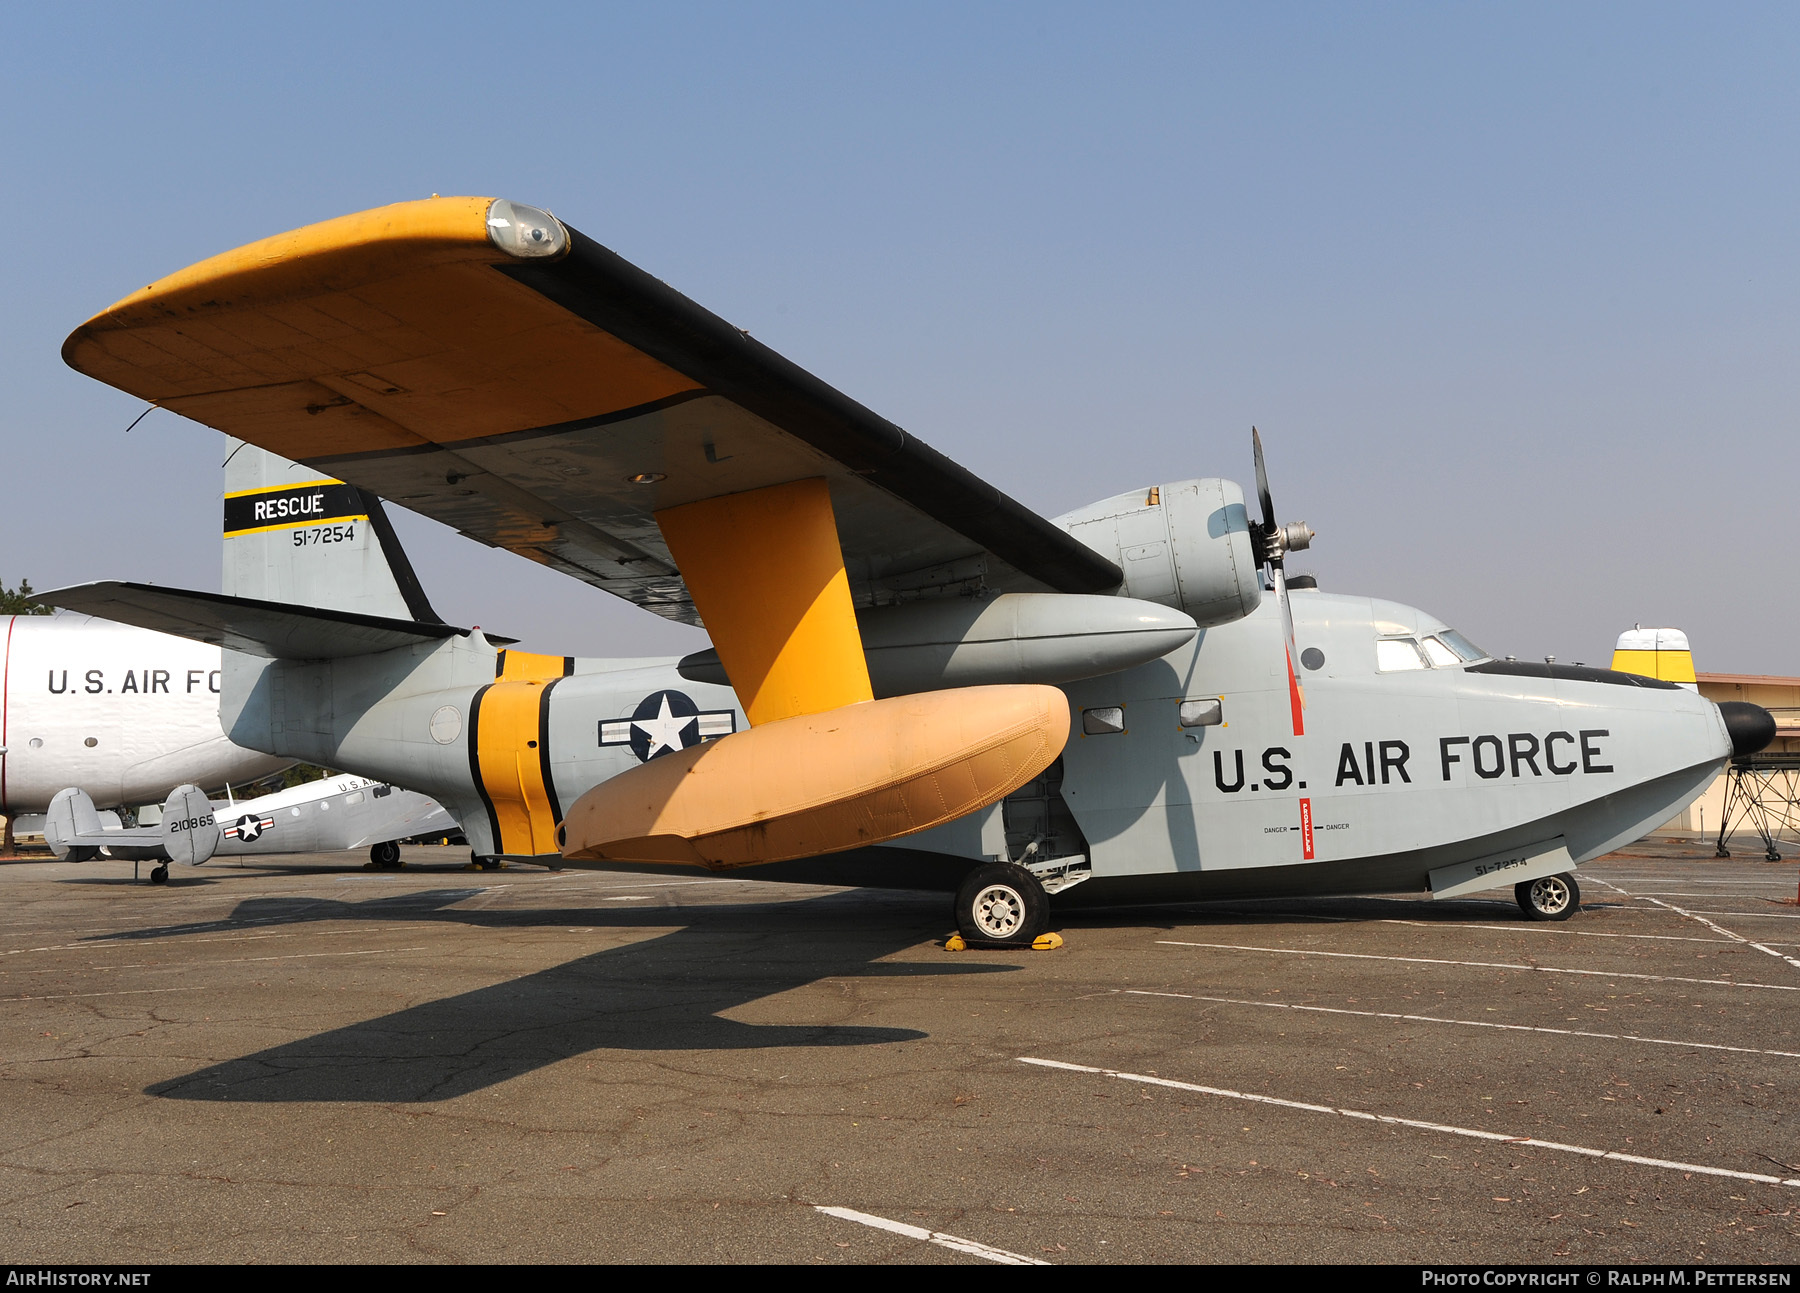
1250,428,1314,734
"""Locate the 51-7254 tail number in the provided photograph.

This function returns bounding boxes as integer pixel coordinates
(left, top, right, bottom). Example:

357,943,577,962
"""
294,523,356,546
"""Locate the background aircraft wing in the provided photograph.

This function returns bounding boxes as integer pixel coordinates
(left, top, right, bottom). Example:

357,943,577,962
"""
40,582,477,659
64,198,1123,625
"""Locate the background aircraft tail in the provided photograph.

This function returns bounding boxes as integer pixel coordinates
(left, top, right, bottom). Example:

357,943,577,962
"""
223,439,442,623
1611,626,1698,691
45,784,218,864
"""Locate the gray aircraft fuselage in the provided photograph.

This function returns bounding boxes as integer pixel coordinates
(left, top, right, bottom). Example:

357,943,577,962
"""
221,586,1729,905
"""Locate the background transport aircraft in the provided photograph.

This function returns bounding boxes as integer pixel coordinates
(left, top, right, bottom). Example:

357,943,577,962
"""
47,197,1778,947
0,612,291,833
45,771,458,884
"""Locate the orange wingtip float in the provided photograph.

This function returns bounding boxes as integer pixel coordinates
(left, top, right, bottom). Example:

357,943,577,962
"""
560,685,1070,868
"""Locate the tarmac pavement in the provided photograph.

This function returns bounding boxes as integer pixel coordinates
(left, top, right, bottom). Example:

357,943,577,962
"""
0,836,1795,1264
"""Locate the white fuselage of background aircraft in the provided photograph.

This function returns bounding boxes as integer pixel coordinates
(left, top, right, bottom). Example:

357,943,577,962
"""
1,613,289,815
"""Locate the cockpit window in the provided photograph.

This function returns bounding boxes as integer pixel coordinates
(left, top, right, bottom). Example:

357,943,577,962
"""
1376,638,1428,672
1435,629,1488,662
1421,636,1460,668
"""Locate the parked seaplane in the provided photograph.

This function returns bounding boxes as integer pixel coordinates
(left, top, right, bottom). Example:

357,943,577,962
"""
46,197,1775,945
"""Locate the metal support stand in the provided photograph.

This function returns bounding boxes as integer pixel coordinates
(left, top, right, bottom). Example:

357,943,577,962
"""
1713,753,1800,862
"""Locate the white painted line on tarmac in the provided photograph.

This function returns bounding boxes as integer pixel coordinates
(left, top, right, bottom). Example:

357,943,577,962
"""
813,1205,1048,1265
1016,1057,1800,1192
100,946,428,969
1615,891,1795,898
1378,919,1731,944
4,987,206,1001
1679,909,1800,921
524,878,738,895
1156,940,1800,991
1588,878,1800,972
1122,990,1800,1060
1641,900,1800,972
1598,878,1795,887
1639,897,1800,971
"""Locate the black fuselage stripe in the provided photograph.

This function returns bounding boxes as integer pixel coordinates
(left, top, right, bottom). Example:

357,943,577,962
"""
465,683,501,856
539,676,564,828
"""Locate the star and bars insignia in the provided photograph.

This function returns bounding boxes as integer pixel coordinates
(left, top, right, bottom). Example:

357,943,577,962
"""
599,690,737,763
223,814,275,842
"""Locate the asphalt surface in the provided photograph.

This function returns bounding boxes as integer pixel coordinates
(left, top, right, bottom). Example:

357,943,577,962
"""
0,837,1796,1264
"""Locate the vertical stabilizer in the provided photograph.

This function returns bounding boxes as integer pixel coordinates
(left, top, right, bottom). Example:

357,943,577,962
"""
222,439,441,623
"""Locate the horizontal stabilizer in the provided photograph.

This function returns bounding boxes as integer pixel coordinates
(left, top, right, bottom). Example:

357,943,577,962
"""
41,582,504,660
44,784,220,864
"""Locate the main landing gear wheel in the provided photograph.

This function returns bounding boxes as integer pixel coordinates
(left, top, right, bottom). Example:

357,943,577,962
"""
954,862,1050,948
369,841,402,869
150,864,170,885
1516,872,1579,921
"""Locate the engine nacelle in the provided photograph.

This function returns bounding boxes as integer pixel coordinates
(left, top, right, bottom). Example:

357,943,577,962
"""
679,593,1197,697
1053,478,1262,627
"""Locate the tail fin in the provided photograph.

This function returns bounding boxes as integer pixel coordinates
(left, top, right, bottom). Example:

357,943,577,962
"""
44,786,106,857
1612,626,1698,691
223,439,441,623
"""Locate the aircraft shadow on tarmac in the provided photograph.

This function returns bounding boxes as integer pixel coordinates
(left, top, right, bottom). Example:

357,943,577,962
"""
142,887,1015,1105
131,885,1571,1105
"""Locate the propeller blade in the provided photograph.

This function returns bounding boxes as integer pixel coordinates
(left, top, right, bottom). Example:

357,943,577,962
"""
1273,563,1305,735
1251,427,1307,735
1252,426,1276,534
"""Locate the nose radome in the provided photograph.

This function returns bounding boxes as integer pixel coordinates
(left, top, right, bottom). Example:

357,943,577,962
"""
1719,701,1777,757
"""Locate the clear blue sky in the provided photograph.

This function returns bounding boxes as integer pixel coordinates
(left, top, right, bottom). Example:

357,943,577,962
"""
4,3,1796,669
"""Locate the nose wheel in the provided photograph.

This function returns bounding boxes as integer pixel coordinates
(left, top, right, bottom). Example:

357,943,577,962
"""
953,862,1050,947
368,841,403,870
150,864,169,885
1516,872,1579,921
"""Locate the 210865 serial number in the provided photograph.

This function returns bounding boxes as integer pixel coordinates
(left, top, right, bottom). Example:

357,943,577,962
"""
293,524,356,546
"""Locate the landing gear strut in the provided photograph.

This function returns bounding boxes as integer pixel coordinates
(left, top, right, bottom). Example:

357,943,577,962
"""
1516,872,1579,921
953,862,1050,947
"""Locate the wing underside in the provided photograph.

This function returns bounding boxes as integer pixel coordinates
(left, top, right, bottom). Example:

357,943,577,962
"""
64,197,1121,624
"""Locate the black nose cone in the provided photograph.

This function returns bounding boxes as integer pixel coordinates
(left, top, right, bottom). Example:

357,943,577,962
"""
1720,701,1777,757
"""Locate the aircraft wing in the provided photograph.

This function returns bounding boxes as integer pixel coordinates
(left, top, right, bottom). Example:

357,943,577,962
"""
64,198,1122,625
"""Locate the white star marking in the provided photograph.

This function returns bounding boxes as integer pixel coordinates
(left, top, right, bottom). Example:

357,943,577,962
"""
632,695,698,758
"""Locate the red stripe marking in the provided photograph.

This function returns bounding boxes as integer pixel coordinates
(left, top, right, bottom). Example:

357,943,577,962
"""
1300,797,1315,860
1285,645,1305,737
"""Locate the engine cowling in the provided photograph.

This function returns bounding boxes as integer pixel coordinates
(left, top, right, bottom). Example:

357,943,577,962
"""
1053,478,1262,627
